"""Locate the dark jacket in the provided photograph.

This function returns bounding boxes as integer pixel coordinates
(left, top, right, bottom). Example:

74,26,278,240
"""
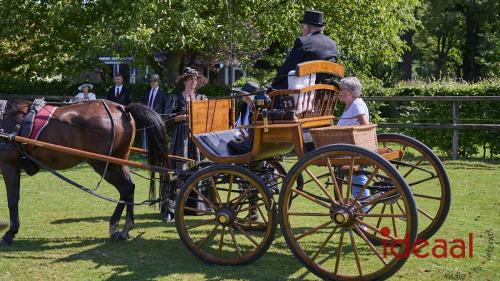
271,31,338,89
142,88,176,115
106,85,132,105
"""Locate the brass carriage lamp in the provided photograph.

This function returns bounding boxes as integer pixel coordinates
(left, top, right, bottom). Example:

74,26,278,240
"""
254,90,272,132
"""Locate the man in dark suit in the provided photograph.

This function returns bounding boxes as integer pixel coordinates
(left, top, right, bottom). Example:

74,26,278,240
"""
142,74,171,115
106,73,132,105
271,10,338,90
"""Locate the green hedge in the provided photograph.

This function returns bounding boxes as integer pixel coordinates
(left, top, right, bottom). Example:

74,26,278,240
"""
0,74,231,101
1,75,498,159
363,79,500,159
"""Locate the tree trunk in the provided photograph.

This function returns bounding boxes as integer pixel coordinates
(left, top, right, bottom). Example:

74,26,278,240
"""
400,30,415,81
163,50,184,85
462,3,480,82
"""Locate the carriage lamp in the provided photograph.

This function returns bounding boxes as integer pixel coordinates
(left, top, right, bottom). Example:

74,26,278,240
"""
254,90,272,132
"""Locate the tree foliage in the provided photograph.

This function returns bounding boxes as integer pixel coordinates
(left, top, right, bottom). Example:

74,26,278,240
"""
1,0,420,83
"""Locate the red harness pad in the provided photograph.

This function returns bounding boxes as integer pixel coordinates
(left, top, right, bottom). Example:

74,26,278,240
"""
29,105,57,140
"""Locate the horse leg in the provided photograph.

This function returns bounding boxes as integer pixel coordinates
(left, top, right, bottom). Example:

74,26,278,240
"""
0,163,21,246
88,161,135,241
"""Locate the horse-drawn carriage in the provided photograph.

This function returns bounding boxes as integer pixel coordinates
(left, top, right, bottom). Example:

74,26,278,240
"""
0,61,450,281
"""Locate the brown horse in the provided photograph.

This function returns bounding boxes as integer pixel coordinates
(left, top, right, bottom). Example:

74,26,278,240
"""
0,100,168,246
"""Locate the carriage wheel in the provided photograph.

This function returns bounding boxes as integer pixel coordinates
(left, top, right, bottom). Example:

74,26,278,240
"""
175,164,277,265
376,133,451,241
261,160,304,197
279,144,418,281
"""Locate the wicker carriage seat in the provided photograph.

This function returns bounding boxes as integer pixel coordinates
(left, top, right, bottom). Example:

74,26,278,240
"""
193,129,248,157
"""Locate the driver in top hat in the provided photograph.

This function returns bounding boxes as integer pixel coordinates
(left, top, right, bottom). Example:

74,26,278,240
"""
271,10,338,90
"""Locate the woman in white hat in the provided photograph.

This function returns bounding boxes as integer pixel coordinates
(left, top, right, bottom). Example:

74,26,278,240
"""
74,83,96,102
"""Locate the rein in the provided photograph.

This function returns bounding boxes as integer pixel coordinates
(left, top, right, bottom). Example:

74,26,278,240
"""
19,149,162,206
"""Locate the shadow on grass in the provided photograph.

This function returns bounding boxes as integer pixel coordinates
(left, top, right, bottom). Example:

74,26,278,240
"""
2,234,304,281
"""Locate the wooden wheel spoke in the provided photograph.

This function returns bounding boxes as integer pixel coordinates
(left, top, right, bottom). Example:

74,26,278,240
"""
356,218,398,241
334,231,344,274
196,225,219,249
287,212,332,217
296,221,334,241
348,228,363,277
192,187,217,210
187,218,216,230
236,202,266,214
231,188,251,208
184,206,215,215
351,166,379,207
236,218,267,227
396,201,406,216
397,145,408,169
230,229,242,258
234,224,259,247
327,157,344,204
364,189,399,206
210,176,223,206
354,225,388,265
256,205,268,224
390,204,398,237
226,174,234,202
305,167,337,204
217,226,226,256
347,158,355,201
292,188,330,209
417,207,435,221
403,157,425,178
312,226,338,261
375,204,387,233
356,213,406,218
413,193,442,200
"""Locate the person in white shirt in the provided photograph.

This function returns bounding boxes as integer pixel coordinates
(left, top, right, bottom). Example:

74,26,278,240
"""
338,77,371,209
338,77,369,125
74,83,96,102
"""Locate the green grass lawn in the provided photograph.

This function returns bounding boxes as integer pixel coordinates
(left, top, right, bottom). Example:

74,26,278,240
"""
0,160,499,281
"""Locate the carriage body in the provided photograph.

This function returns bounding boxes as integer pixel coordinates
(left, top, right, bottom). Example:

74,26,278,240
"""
174,60,450,280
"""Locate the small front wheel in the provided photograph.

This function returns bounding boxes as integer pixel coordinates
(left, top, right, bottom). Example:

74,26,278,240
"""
175,164,277,266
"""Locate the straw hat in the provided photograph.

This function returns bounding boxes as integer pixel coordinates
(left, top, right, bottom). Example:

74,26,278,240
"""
175,67,208,89
78,83,94,91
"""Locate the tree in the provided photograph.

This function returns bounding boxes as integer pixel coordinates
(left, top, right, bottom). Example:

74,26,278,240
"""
1,0,421,84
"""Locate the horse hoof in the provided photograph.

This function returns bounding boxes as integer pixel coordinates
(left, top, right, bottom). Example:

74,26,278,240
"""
118,232,130,241
110,232,121,241
0,239,12,247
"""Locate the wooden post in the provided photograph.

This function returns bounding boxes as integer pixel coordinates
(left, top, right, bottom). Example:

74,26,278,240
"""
452,101,459,160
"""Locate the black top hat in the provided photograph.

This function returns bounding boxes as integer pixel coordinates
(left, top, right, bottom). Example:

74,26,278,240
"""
233,81,260,96
300,10,325,27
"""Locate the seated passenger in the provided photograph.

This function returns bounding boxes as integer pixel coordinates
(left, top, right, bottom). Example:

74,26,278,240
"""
228,81,260,154
74,83,96,102
338,77,370,207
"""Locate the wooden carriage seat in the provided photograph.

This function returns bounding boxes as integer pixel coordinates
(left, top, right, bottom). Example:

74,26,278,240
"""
189,98,233,134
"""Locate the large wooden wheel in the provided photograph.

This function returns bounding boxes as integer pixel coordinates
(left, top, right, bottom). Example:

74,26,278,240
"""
377,133,451,241
175,164,277,265
279,144,418,281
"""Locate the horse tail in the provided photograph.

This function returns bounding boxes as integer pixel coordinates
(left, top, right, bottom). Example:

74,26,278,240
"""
125,103,168,201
